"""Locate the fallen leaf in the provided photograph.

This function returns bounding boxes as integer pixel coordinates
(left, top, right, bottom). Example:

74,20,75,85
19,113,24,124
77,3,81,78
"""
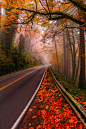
33,106,36,108
29,109,33,111
32,115,37,118
45,105,49,109
36,125,41,129
29,123,31,126
29,127,34,129
83,102,86,106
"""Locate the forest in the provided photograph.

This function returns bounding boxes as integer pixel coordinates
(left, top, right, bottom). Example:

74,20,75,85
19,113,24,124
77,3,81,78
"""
0,0,86,89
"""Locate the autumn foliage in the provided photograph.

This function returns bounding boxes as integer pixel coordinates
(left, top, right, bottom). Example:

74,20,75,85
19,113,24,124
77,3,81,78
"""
19,70,86,129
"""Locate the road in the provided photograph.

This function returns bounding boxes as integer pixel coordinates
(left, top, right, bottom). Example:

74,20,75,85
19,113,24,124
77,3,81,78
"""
0,65,48,129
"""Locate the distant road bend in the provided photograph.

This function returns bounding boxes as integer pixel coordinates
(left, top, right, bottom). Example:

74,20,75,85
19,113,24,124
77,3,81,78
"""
0,65,49,129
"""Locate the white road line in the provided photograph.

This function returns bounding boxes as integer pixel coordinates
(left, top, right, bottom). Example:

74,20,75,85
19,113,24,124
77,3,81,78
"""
11,67,48,129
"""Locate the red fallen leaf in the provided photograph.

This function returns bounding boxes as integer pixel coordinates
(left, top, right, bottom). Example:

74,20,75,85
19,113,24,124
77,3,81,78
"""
29,127,34,129
35,98,38,101
33,106,36,108
83,102,86,106
38,110,41,115
82,97,85,100
20,72,86,129
79,101,83,104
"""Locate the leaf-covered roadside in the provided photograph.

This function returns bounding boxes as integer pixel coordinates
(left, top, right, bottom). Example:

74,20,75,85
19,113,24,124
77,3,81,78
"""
52,69,86,110
19,69,85,129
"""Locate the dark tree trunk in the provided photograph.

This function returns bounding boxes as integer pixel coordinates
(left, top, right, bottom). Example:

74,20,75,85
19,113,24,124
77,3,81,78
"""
19,34,25,55
75,53,80,80
78,0,85,89
4,3,18,57
62,53,63,74
71,28,76,81
5,26,16,57
66,28,73,80
78,28,85,89
63,31,67,78
53,37,59,73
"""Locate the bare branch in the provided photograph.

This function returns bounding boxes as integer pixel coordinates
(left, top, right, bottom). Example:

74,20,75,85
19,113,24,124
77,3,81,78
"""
39,0,48,13
46,0,50,12
34,0,37,11
3,7,85,27
53,27,66,37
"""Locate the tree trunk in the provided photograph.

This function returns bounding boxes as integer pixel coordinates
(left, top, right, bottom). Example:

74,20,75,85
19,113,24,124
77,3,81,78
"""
78,0,85,89
63,31,67,78
78,28,85,89
4,2,18,57
66,27,73,80
62,53,63,74
53,37,59,73
71,28,76,81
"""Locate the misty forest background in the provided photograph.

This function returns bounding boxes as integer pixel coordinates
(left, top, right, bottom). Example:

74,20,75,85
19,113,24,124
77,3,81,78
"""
0,0,86,89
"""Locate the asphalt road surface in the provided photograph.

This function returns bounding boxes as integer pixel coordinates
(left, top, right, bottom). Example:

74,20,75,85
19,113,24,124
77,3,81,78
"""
0,65,49,129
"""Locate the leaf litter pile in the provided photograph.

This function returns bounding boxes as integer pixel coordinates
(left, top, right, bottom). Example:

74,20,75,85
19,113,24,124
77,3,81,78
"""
19,71,86,129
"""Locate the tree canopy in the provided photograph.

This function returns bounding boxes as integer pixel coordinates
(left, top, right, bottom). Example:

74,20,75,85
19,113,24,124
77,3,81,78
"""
1,0,86,29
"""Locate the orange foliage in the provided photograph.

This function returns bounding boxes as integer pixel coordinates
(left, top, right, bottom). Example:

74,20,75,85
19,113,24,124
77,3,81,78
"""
1,0,86,30
34,71,86,129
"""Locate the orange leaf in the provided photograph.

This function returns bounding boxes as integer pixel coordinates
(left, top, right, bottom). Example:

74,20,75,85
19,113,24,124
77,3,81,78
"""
33,106,36,108
29,109,33,111
32,116,37,118
38,98,43,102
83,102,86,106
45,105,49,109
36,125,41,129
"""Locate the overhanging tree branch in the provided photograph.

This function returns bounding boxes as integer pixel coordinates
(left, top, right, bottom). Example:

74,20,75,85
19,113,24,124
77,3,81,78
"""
49,15,84,25
68,0,86,12
17,8,85,26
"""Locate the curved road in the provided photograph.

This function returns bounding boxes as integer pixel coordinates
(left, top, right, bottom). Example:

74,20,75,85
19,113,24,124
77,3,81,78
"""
0,65,49,129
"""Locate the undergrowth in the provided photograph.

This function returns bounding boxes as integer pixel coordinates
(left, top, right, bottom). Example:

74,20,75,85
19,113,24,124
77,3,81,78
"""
51,68,86,109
